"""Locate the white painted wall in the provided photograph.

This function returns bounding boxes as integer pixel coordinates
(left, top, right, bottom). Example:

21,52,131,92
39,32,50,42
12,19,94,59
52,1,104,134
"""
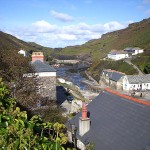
77,139,85,150
132,49,144,55
36,72,56,77
107,53,129,60
123,76,150,91
23,72,56,77
18,50,27,57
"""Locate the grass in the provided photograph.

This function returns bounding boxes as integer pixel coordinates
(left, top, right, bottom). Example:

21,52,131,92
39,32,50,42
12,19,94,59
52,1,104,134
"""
88,59,138,82
53,18,150,62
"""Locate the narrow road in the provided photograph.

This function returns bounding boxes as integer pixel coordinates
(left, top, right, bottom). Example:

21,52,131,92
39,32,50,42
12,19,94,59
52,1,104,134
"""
124,59,144,75
85,71,99,85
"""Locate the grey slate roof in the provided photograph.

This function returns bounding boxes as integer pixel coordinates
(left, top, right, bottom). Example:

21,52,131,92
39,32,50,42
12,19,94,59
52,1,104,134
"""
109,50,128,55
126,74,150,84
67,90,150,150
31,60,56,72
103,70,125,82
124,47,141,51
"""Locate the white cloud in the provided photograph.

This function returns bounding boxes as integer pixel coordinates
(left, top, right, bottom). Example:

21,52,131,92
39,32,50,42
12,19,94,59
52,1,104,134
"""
4,20,128,48
143,0,150,4
32,20,57,33
50,10,74,22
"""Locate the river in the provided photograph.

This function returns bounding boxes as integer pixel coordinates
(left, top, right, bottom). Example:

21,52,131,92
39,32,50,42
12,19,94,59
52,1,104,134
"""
56,65,88,90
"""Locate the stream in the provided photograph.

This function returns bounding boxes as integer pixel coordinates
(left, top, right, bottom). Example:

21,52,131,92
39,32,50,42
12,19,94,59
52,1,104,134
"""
56,65,88,90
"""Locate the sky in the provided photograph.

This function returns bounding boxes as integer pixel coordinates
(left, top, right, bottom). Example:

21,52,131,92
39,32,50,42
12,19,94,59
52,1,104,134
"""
0,0,150,48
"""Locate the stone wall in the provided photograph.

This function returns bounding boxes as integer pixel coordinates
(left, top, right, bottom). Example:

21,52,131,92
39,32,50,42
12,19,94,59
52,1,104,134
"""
38,76,56,100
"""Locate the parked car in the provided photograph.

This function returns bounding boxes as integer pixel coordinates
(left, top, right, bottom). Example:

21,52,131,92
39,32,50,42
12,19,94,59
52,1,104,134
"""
67,95,73,103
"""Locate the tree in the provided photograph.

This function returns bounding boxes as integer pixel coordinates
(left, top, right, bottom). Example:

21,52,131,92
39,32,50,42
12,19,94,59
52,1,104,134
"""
144,62,150,74
0,79,68,149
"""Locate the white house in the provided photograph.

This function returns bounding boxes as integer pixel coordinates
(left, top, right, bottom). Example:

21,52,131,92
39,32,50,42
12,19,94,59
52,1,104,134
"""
100,69,125,90
124,47,144,56
29,52,56,100
122,74,150,91
18,49,28,57
23,52,56,101
107,50,129,60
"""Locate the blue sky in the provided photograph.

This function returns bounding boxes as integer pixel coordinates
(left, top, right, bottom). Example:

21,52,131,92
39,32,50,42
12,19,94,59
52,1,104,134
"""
0,0,150,48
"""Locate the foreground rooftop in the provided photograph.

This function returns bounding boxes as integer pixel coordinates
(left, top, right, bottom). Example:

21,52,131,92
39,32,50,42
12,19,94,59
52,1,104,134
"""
67,88,150,150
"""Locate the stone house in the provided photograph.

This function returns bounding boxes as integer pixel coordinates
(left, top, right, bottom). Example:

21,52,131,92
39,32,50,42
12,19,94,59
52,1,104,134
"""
31,52,56,101
66,88,150,150
107,50,129,60
123,74,150,91
100,69,125,90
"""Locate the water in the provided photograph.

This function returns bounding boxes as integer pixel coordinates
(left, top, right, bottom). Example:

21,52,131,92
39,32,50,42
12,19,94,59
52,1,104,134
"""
57,66,88,90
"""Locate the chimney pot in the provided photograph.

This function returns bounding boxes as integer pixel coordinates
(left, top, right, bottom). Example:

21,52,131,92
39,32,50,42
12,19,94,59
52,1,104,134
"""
32,52,44,62
79,102,90,136
82,102,87,119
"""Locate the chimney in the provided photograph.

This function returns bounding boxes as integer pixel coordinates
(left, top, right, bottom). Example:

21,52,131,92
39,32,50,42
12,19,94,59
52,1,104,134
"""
32,52,44,62
79,102,90,136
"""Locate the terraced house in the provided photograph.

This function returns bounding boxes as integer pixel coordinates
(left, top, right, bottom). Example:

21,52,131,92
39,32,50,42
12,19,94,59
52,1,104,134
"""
67,88,150,150
123,74,150,91
99,69,125,90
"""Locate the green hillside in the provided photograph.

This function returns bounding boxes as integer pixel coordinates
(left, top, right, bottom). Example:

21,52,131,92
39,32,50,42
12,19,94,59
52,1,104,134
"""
54,18,150,60
0,31,53,55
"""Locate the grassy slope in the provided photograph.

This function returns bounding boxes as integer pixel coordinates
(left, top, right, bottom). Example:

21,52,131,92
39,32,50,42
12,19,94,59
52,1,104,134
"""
53,18,150,80
54,18,150,60
88,60,138,82
0,31,53,55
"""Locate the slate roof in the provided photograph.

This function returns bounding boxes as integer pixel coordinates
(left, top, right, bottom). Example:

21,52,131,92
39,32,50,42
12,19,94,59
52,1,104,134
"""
67,88,150,150
31,60,56,72
109,50,128,55
124,47,142,51
126,74,150,84
103,69,125,82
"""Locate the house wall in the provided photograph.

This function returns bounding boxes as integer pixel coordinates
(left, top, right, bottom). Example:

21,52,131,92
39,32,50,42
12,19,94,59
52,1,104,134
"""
138,49,144,54
67,131,86,150
122,76,150,91
67,131,73,143
107,53,128,60
132,49,144,55
24,71,56,100
99,73,109,86
109,80,117,89
36,72,56,77
18,50,27,57
117,77,124,90
38,76,56,100
77,140,85,150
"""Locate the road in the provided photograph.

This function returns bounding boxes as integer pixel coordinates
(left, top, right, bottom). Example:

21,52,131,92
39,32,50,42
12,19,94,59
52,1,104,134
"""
124,59,143,75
